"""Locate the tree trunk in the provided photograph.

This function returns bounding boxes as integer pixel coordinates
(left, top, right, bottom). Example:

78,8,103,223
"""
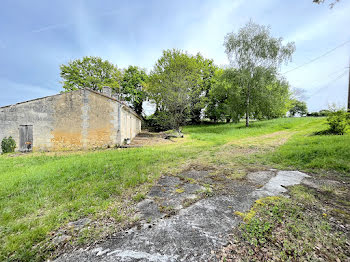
134,102,143,116
246,86,250,127
246,111,249,127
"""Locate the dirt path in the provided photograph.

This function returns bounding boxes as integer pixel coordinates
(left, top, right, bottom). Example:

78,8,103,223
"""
56,169,309,262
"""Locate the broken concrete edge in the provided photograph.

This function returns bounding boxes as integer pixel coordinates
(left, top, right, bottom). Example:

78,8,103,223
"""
54,170,313,262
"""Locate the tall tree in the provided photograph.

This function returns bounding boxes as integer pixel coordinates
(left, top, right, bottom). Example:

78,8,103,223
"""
60,56,122,93
121,66,148,116
250,67,292,119
224,21,295,126
207,67,290,122
289,100,308,117
189,54,217,123
206,68,244,123
148,49,203,130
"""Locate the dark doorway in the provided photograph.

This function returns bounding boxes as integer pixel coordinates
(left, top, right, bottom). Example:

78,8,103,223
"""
19,125,33,152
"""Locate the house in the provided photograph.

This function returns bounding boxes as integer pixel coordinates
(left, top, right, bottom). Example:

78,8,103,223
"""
0,87,142,152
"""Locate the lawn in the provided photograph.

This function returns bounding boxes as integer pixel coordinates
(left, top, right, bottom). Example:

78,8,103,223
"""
0,117,349,261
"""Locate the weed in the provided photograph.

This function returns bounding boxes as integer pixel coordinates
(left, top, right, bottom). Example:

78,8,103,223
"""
133,193,146,202
175,188,185,193
221,186,349,261
201,185,213,197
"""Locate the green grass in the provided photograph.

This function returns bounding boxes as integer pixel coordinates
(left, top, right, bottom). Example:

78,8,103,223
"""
0,144,201,261
266,119,350,175
184,117,317,145
0,117,349,261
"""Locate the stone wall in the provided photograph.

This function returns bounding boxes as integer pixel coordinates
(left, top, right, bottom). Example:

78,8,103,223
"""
0,89,141,152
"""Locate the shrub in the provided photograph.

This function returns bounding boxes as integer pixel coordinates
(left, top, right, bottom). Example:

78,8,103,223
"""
1,136,16,153
327,110,350,135
143,112,173,132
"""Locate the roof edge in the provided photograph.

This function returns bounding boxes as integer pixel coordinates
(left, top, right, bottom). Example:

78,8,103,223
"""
0,88,143,121
0,91,71,109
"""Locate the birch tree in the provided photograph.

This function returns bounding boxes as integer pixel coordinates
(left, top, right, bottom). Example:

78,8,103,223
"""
224,21,295,126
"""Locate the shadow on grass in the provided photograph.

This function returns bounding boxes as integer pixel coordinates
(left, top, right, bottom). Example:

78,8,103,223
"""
312,129,346,136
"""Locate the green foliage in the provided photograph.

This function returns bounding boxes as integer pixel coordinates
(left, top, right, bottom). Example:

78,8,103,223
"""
233,192,348,261
121,66,148,115
206,67,291,122
206,68,243,122
60,56,122,93
144,112,173,132
148,49,217,130
289,99,308,116
250,69,291,120
224,20,295,126
326,109,350,135
189,54,218,123
1,136,16,153
241,217,273,246
307,109,330,117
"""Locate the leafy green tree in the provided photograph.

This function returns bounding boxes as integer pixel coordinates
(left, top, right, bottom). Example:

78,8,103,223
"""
189,54,217,123
206,69,229,122
60,56,122,93
207,67,290,122
206,68,244,123
289,100,308,117
251,68,292,119
224,20,295,126
148,49,204,130
121,66,148,116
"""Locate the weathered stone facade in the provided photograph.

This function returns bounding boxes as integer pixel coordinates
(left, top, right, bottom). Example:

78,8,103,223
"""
0,89,141,152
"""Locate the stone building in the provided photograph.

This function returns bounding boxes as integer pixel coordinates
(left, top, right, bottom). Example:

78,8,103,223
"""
0,87,142,152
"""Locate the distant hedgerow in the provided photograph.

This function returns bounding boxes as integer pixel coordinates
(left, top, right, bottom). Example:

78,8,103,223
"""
1,136,16,153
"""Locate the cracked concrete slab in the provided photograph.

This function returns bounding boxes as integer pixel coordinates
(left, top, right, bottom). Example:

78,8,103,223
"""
55,170,310,262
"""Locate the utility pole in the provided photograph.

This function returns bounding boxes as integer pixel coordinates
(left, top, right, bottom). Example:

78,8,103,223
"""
348,58,350,112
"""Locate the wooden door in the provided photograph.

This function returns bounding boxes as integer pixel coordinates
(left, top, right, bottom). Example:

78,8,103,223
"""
19,125,33,152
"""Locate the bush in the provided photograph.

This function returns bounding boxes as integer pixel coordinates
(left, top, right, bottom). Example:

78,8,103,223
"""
143,112,173,132
1,136,16,153
327,110,350,135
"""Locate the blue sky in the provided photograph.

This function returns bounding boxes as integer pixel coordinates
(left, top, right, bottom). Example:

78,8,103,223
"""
0,0,349,113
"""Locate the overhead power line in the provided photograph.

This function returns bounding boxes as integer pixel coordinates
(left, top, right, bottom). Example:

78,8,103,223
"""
283,39,350,75
306,70,348,99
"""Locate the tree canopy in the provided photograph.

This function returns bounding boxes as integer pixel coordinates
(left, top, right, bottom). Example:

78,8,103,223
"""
147,49,216,130
224,20,295,126
59,21,301,130
60,56,122,92
289,100,308,117
121,66,148,116
206,67,291,123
